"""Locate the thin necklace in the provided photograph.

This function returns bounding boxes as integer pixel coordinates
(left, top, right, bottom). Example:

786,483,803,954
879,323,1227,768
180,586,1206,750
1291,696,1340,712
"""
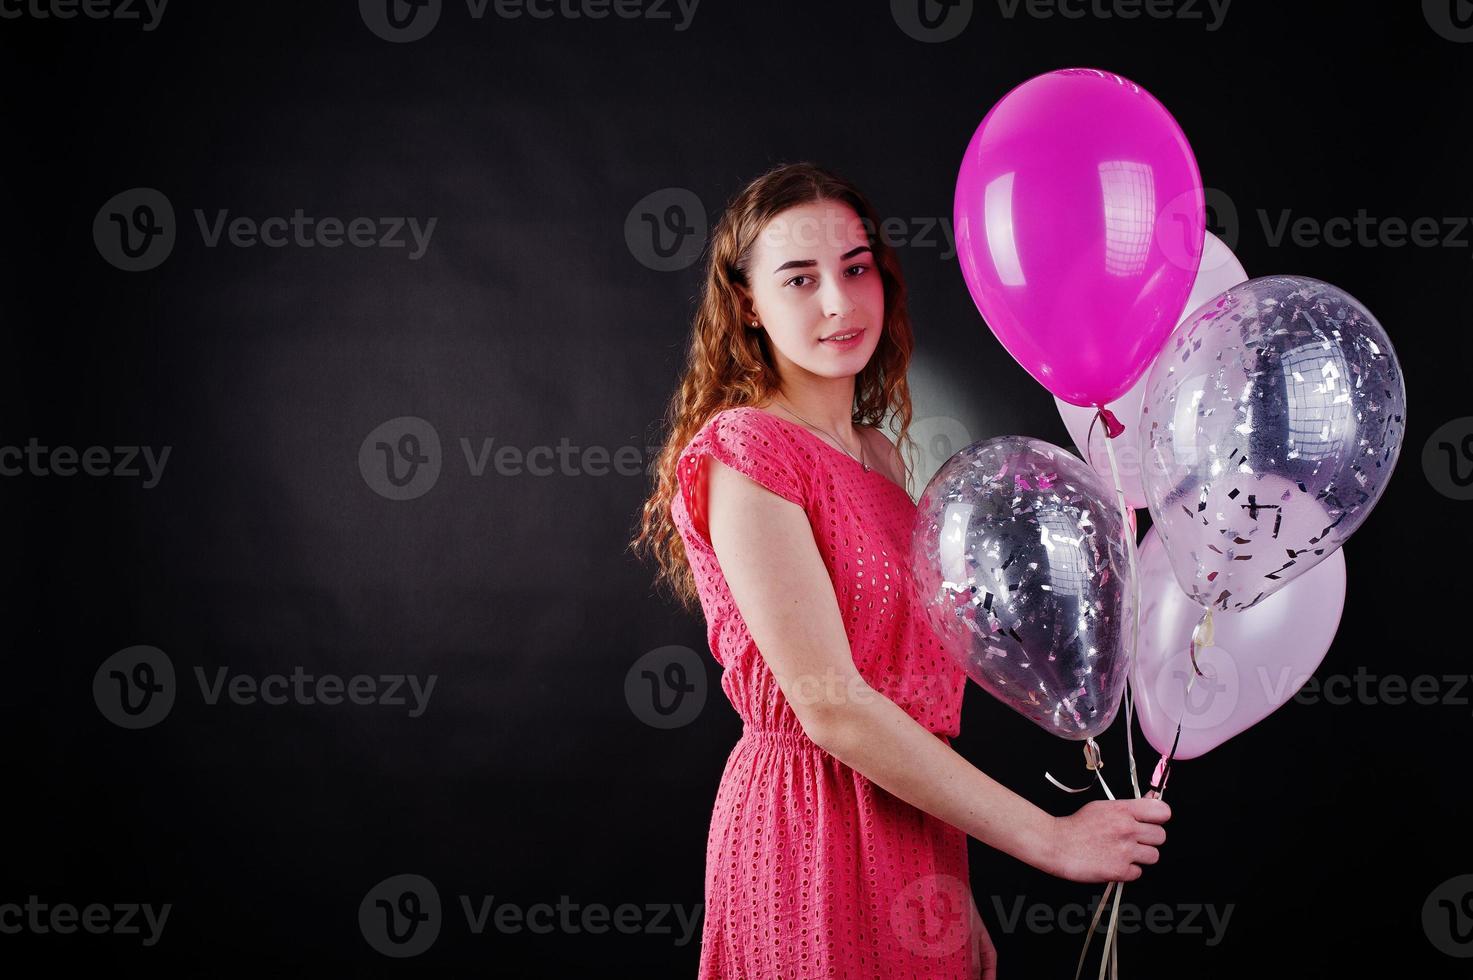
772,398,870,472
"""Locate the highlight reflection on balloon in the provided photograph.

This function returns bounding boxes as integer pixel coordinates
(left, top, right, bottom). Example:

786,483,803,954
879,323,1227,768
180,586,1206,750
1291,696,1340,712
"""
910,437,1132,740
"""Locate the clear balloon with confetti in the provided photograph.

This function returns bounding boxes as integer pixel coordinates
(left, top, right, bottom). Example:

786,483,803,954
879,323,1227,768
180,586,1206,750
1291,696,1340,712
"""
910,436,1134,741
1140,274,1406,613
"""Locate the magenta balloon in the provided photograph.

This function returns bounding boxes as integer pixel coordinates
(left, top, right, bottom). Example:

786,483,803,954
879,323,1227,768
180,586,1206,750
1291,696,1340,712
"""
955,68,1206,407
1130,525,1347,761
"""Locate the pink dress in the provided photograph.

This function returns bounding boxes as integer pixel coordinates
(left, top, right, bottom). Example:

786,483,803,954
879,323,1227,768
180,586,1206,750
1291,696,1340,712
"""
673,406,983,979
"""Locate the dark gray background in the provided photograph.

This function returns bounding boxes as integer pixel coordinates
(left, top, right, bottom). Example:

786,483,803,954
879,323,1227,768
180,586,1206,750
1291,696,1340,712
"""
4,1,1470,975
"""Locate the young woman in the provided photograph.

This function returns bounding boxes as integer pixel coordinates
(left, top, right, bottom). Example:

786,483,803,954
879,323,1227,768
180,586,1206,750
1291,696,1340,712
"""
631,162,1170,978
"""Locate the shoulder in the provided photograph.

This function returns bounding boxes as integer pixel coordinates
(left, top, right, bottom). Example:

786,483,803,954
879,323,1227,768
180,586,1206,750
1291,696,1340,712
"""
691,406,793,450
679,406,810,509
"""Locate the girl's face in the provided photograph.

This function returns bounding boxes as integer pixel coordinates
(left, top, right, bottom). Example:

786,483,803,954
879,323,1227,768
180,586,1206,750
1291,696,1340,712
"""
742,199,886,380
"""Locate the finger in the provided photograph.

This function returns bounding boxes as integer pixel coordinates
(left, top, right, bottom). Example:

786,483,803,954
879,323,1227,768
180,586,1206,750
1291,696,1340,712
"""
1129,798,1172,823
1132,844,1160,865
1136,824,1167,846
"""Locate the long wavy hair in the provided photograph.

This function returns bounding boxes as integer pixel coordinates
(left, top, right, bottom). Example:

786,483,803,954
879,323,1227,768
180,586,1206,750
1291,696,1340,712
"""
628,161,919,613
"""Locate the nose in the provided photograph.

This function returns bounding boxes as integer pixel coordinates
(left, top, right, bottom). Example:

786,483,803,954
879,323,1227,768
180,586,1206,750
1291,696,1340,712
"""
820,275,856,319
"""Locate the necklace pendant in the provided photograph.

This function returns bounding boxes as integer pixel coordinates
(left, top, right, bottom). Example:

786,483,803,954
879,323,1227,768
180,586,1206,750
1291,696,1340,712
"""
862,463,871,472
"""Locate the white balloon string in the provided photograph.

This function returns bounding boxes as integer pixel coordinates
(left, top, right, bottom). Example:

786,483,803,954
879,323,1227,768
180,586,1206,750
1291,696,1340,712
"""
1064,408,1141,980
1153,606,1213,804
1098,412,1145,801
1072,880,1114,980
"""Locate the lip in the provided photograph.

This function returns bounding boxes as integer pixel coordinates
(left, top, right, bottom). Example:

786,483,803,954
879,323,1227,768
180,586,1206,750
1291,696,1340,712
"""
818,327,865,350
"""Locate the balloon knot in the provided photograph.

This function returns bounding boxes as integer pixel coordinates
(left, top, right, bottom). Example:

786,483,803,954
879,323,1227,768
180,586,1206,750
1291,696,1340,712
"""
1097,407,1125,439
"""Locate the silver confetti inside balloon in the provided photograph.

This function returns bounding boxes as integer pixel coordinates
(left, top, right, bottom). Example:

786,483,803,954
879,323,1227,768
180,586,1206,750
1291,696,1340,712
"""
910,436,1133,740
1141,275,1406,614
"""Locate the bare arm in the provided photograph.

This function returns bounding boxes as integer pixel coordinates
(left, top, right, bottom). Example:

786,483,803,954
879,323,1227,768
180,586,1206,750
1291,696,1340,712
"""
705,452,1171,883
704,454,1060,874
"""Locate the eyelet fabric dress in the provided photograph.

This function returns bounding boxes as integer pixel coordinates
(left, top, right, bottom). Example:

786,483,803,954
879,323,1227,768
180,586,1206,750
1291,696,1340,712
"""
672,406,984,978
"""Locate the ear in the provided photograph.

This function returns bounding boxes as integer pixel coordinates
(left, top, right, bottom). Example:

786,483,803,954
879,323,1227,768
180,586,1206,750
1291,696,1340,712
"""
737,287,759,327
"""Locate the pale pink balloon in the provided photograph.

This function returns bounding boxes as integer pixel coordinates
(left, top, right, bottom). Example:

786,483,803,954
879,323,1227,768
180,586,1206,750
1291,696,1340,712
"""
1129,524,1347,761
1055,231,1248,508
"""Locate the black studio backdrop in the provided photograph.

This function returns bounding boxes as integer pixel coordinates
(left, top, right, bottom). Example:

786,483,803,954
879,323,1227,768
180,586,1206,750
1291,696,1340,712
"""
3,2,1470,976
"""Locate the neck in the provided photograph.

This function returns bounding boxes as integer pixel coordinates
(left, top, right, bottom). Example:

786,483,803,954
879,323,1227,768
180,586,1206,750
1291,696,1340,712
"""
763,377,859,437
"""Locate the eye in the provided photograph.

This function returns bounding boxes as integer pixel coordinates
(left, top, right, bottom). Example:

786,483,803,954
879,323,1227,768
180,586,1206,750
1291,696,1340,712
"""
846,264,871,277
784,275,814,288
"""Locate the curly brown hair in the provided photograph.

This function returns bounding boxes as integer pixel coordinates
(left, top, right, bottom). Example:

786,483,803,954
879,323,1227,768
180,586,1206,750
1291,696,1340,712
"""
628,161,920,613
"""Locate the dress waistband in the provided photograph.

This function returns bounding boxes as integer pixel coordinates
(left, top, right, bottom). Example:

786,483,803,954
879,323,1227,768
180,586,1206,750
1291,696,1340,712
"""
740,728,821,749
739,726,952,749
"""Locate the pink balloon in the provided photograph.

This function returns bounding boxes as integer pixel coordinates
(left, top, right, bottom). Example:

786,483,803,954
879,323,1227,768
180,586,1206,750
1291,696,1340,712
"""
955,68,1205,407
1130,525,1347,761
1054,231,1249,508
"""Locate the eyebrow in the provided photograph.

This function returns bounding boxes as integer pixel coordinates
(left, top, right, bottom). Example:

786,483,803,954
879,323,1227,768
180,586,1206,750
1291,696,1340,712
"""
772,245,872,275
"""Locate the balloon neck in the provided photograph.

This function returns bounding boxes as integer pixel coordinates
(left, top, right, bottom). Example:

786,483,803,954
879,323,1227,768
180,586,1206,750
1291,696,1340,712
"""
1192,607,1216,649
1096,406,1125,439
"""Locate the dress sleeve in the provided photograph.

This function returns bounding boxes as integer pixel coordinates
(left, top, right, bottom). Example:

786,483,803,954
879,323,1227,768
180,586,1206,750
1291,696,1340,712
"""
677,408,810,549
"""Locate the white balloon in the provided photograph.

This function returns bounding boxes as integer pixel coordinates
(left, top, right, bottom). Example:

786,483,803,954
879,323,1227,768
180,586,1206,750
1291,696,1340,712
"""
1054,231,1249,508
